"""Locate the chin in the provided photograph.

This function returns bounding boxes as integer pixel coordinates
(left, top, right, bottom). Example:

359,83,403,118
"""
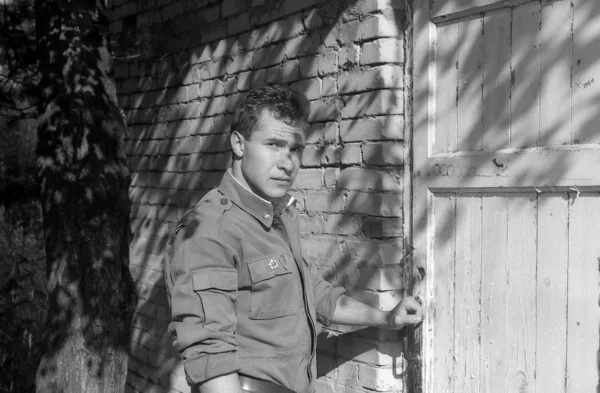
263,187,289,199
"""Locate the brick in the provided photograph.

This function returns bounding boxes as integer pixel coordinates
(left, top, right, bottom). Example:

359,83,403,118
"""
222,0,246,18
299,213,325,234
225,94,243,115
324,214,362,235
320,145,342,165
340,144,361,165
314,380,335,393
340,115,404,142
204,96,227,116
212,38,238,58
292,78,320,101
362,141,404,166
336,20,360,44
338,336,402,366
354,0,406,14
294,168,323,189
302,236,347,267
346,238,403,265
163,2,184,20
337,167,402,192
281,59,300,82
239,27,269,51
252,44,286,69
317,50,338,76
355,265,404,290
284,31,321,59
251,68,267,87
175,134,201,154
267,14,304,42
324,168,338,187
302,145,322,167
250,4,286,27
223,76,237,94
237,71,252,91
297,56,318,79
341,89,403,118
336,361,359,386
338,65,403,95
265,65,282,84
306,123,324,144
306,190,345,212
361,38,404,64
322,77,336,96
283,0,317,15
338,44,360,69
228,12,250,35
198,22,228,45
323,122,338,143
188,84,200,101
303,9,323,30
358,364,404,391
362,216,402,238
345,191,401,217
226,53,253,74
309,98,341,122
356,13,401,41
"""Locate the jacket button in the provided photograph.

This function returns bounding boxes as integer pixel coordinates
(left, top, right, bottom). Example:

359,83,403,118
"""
264,212,270,220
221,198,228,205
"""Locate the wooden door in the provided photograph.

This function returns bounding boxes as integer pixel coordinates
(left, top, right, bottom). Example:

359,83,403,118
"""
411,0,600,392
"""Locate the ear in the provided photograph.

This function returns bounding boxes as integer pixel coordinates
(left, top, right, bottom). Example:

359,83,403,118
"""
231,130,245,158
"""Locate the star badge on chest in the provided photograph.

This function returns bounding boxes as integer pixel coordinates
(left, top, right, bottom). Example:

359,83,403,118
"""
268,258,279,270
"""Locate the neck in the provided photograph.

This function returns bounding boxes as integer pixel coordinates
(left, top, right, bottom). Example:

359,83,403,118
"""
228,166,272,205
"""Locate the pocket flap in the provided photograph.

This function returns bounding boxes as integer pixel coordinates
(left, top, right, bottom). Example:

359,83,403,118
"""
192,268,237,291
247,254,292,283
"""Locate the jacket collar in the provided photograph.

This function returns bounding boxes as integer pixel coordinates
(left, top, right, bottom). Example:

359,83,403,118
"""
219,169,297,228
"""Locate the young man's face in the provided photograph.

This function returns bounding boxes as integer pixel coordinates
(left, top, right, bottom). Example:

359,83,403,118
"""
232,110,306,200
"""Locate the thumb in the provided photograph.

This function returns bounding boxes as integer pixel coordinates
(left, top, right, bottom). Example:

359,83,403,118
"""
405,314,424,326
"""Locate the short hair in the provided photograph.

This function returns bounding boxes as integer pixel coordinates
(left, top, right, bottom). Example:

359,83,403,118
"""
231,83,310,139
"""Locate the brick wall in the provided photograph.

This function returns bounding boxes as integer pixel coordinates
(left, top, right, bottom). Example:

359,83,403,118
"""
109,0,410,392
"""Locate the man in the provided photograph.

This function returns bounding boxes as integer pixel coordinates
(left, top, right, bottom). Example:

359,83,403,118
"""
164,84,423,393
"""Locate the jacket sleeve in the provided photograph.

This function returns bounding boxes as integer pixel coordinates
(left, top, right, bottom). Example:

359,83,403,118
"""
165,228,240,386
307,265,345,326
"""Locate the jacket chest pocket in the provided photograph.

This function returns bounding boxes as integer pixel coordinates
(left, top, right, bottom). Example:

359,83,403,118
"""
247,253,299,319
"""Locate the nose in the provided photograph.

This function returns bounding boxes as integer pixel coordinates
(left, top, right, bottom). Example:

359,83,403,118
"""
277,150,294,173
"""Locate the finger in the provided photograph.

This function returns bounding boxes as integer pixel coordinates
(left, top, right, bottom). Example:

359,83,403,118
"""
404,315,424,325
402,296,423,311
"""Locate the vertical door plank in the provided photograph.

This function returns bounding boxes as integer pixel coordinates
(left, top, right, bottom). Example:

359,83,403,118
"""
453,195,482,393
572,0,600,144
566,193,600,392
435,23,459,154
506,194,537,393
482,9,511,152
432,194,456,393
457,16,484,152
539,0,572,147
536,194,568,393
480,196,508,393
510,3,541,149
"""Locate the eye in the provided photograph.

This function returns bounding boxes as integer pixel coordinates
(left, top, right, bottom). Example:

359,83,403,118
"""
291,145,305,153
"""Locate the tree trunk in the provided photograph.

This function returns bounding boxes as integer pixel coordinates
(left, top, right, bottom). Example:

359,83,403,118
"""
34,1,136,392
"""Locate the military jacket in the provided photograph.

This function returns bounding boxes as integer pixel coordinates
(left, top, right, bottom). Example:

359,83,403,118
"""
164,170,345,393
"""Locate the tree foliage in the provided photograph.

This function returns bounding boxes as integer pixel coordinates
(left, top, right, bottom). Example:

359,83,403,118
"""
0,0,38,120
32,0,136,392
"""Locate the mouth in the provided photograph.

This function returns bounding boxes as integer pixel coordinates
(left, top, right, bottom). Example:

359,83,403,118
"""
272,178,291,184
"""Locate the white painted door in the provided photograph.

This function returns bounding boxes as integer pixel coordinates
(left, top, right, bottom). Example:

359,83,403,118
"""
411,0,600,392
